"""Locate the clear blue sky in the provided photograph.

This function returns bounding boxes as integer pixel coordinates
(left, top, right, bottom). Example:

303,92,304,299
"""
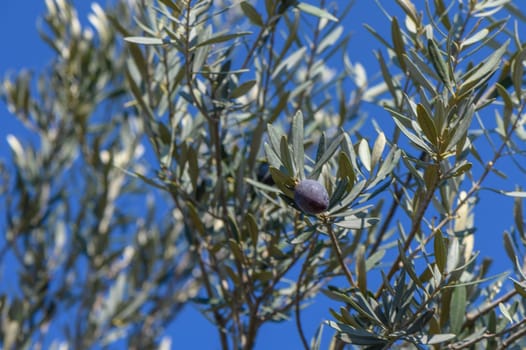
0,1,519,349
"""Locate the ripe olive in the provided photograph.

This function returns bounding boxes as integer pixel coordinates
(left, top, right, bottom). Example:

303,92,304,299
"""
293,179,329,215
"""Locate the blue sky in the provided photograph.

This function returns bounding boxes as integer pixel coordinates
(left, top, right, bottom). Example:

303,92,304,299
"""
0,1,521,349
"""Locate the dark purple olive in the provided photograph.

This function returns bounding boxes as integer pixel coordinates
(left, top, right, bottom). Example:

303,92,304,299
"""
294,179,329,215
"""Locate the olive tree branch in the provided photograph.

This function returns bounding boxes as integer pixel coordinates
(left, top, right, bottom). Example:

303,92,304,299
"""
400,100,526,281
375,170,439,298
447,316,526,349
325,219,356,287
295,235,321,350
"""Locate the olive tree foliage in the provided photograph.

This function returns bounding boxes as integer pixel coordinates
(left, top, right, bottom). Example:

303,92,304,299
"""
2,0,526,349
0,1,198,349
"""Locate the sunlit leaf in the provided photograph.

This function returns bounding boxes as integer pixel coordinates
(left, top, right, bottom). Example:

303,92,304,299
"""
292,110,305,180
124,36,164,45
296,2,338,22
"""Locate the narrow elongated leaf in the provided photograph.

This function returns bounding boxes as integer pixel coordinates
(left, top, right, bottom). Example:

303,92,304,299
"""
290,229,316,245
271,47,307,79
336,217,379,230
358,139,371,172
446,103,475,151
229,80,256,99
244,177,281,193
416,103,438,145
428,38,451,87
513,280,526,298
292,111,305,179
461,28,489,48
391,17,407,71
296,2,338,22
447,161,472,178
434,231,447,274
310,323,324,350
365,250,385,271
403,53,436,93
280,136,294,176
434,0,451,29
310,133,344,179
446,237,460,274
499,302,513,324
502,191,526,198
396,0,418,24
450,285,466,334
375,147,401,182
240,1,264,27
269,166,295,198
459,40,509,95
356,245,367,294
326,321,386,345
125,36,164,45
376,51,399,102
158,0,183,15
264,142,281,169
194,31,251,48
512,48,526,97
267,124,282,156
421,333,457,345
245,213,259,244
371,132,386,171
503,231,517,263
337,152,355,185
390,113,433,154
318,25,344,53
328,180,366,214
514,196,525,239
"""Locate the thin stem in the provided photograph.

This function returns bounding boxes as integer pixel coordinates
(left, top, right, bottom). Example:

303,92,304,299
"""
368,64,415,257
196,248,230,350
499,321,526,349
464,289,517,328
326,220,356,287
368,171,411,257
169,187,230,349
375,171,439,298
448,317,526,349
295,237,319,350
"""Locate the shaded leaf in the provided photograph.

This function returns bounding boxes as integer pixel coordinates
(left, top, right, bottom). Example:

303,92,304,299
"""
434,231,447,274
450,285,466,334
240,1,264,27
428,38,451,88
229,80,257,99
391,17,407,71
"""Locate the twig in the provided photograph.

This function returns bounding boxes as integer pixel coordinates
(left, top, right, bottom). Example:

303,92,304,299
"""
295,237,320,350
326,219,356,287
499,321,526,349
448,317,526,349
464,289,517,328
374,175,438,298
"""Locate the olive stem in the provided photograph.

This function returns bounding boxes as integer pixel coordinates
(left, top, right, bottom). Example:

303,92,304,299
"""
326,219,356,288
